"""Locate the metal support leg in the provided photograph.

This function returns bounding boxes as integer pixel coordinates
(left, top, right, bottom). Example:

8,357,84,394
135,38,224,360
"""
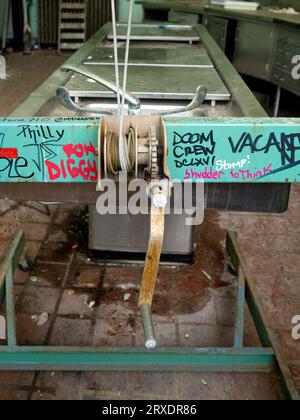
0,230,25,306
22,0,32,55
1,0,10,53
0,230,299,400
234,267,245,348
0,230,24,346
5,265,17,346
274,85,281,117
227,231,300,401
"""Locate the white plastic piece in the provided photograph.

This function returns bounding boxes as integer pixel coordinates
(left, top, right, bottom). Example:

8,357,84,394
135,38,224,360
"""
153,193,168,209
37,312,49,327
147,180,170,209
145,338,157,349
211,1,260,11
0,316,6,340
0,56,6,80
119,0,135,172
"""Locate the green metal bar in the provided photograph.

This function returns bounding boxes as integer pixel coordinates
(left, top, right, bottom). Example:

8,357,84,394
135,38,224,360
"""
1,0,10,52
0,347,275,372
0,229,295,401
246,283,300,401
5,265,17,346
226,232,300,401
0,230,25,307
0,283,4,307
245,283,272,349
234,267,245,348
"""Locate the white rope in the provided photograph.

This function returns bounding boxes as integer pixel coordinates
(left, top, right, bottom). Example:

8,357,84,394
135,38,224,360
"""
118,0,134,172
110,0,121,114
110,0,135,172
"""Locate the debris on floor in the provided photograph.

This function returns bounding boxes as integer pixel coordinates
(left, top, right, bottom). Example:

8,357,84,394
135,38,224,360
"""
31,313,49,327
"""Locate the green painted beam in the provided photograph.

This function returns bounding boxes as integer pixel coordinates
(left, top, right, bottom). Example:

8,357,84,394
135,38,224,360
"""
227,232,300,401
0,347,275,372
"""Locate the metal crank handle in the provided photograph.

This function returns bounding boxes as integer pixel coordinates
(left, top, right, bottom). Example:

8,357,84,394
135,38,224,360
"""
139,182,168,349
60,64,141,112
56,86,114,115
154,85,207,116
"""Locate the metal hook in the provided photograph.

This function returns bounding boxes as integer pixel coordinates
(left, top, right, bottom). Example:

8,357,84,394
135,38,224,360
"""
57,65,206,117
60,64,141,113
154,85,207,116
56,86,114,115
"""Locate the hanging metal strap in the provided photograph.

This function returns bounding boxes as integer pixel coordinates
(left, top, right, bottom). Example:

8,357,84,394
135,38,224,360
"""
138,184,169,348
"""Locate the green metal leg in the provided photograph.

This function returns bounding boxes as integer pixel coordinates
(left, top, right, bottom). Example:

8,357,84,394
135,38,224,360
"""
0,230,299,401
5,265,17,346
227,232,300,401
234,267,245,349
1,0,10,53
0,230,25,307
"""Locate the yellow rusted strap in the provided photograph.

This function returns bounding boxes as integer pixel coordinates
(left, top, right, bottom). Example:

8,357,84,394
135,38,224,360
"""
138,203,165,308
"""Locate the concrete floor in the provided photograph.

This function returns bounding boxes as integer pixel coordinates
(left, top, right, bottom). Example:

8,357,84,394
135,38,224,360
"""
0,50,68,116
0,51,299,400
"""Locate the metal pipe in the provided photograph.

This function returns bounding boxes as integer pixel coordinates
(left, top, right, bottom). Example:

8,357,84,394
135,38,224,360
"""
56,86,114,115
140,303,157,349
1,0,10,53
154,85,207,116
274,86,281,117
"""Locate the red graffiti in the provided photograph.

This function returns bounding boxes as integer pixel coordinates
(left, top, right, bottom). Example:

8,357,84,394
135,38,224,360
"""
0,148,18,159
63,142,97,159
46,142,98,182
46,159,98,181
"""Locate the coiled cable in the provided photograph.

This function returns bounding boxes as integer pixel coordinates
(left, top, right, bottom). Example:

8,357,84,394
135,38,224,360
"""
104,126,137,176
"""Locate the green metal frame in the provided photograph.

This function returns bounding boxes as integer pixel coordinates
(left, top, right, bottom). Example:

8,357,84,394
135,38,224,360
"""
0,230,299,400
1,0,10,53
0,22,298,400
